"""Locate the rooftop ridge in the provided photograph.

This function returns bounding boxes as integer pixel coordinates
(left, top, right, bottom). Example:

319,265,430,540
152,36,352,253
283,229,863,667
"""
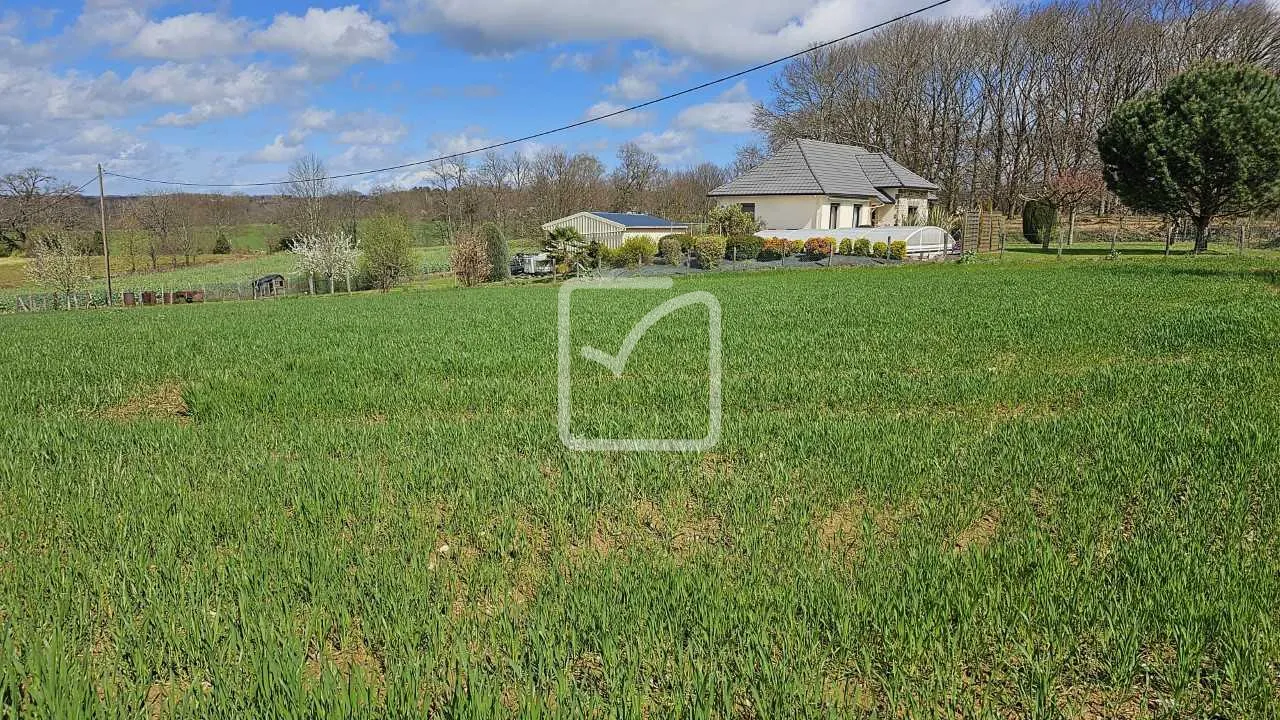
792,139,827,195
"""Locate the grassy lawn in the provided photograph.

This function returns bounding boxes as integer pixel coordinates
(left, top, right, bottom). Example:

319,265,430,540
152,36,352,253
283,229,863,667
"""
1,254,1278,716
0,246,453,308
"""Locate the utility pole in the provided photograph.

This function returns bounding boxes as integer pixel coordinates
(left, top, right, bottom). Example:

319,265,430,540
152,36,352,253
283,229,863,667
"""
97,164,113,305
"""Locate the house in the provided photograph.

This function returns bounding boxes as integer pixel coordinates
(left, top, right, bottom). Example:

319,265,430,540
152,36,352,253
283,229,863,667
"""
708,139,939,231
541,211,689,249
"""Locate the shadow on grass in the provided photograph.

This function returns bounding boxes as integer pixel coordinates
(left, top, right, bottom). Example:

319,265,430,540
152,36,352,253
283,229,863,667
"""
1100,261,1280,288
1003,245,1188,258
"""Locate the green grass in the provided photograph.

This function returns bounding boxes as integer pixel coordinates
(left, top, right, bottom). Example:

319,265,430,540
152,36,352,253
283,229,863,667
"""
1,254,1279,717
0,246,453,308
224,223,285,253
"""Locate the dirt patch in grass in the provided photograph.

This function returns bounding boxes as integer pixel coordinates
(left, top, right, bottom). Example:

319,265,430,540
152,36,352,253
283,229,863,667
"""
103,380,190,423
818,496,913,555
953,508,1001,551
1059,684,1155,719
566,498,727,563
566,650,607,693
670,512,724,555
700,452,736,479
304,632,385,698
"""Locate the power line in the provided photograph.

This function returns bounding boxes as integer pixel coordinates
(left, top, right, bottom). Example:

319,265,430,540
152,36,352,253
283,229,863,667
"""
105,0,953,190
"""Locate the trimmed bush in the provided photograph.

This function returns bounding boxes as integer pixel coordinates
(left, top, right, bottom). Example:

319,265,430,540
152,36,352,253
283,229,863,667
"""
725,235,764,260
788,240,806,256
838,238,853,255
853,237,871,256
871,241,888,258
594,245,612,267
804,237,835,258
212,233,232,254
1022,199,1057,245
889,240,908,260
691,235,726,269
758,237,786,261
616,236,657,266
482,223,510,281
658,235,684,265
707,204,760,236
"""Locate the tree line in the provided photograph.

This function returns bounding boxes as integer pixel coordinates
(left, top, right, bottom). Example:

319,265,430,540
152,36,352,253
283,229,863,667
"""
0,141,728,264
751,0,1280,214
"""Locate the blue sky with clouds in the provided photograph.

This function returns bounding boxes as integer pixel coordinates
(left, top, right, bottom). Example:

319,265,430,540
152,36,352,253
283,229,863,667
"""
0,0,986,194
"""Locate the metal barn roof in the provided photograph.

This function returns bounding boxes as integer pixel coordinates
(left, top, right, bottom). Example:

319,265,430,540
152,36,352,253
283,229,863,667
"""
587,212,687,228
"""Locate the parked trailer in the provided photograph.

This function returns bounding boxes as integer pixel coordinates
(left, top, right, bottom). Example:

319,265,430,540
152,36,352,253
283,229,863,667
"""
511,253,555,276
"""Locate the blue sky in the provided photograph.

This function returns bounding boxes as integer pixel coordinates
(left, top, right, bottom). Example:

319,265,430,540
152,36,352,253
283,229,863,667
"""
0,0,987,194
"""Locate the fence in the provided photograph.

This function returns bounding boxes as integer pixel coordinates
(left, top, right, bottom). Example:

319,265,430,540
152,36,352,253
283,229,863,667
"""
3,261,456,315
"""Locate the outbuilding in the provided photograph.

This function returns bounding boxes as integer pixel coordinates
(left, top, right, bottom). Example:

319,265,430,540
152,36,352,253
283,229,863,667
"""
541,211,688,249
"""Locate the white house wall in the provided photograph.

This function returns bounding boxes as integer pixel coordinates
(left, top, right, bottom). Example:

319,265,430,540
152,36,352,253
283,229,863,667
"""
715,195,824,230
717,195,880,230
543,213,686,248
544,213,621,239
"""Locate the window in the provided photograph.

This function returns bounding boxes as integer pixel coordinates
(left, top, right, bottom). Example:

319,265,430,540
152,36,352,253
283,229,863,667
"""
852,204,864,227
907,205,919,225
738,203,755,220
828,203,840,229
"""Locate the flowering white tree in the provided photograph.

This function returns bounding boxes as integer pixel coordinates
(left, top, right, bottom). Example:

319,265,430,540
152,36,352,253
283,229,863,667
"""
26,232,91,309
290,231,359,294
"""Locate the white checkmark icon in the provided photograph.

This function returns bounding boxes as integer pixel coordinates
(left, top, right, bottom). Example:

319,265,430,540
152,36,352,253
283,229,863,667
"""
578,291,717,378
557,277,722,452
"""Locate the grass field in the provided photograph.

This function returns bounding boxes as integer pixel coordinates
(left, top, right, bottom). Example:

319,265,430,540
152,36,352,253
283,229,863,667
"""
0,246,454,308
1,254,1279,717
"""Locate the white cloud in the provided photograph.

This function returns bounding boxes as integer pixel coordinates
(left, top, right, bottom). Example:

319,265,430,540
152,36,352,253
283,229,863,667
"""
242,134,306,164
296,107,337,131
384,0,991,64
674,80,755,133
606,50,689,101
428,129,499,157
584,100,651,128
550,45,617,71
256,6,395,63
633,128,695,164
123,13,250,60
128,62,296,127
289,107,407,145
73,5,148,47
332,144,389,171
335,112,407,145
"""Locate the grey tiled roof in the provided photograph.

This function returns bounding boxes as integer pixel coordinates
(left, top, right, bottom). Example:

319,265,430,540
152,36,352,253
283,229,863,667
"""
708,139,938,199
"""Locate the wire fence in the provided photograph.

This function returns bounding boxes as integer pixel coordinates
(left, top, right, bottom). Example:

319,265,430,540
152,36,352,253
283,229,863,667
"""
3,262,454,315
5,220,1277,315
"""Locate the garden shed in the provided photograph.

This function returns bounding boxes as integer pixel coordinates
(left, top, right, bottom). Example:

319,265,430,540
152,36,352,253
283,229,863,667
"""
541,212,688,249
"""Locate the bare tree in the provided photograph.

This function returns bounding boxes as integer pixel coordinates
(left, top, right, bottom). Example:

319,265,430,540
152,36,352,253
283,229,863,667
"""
0,168,83,254
132,193,179,272
477,151,512,231
610,142,662,212
730,144,768,178
754,0,1280,213
1043,169,1107,248
284,154,332,239
449,229,491,287
427,156,471,232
